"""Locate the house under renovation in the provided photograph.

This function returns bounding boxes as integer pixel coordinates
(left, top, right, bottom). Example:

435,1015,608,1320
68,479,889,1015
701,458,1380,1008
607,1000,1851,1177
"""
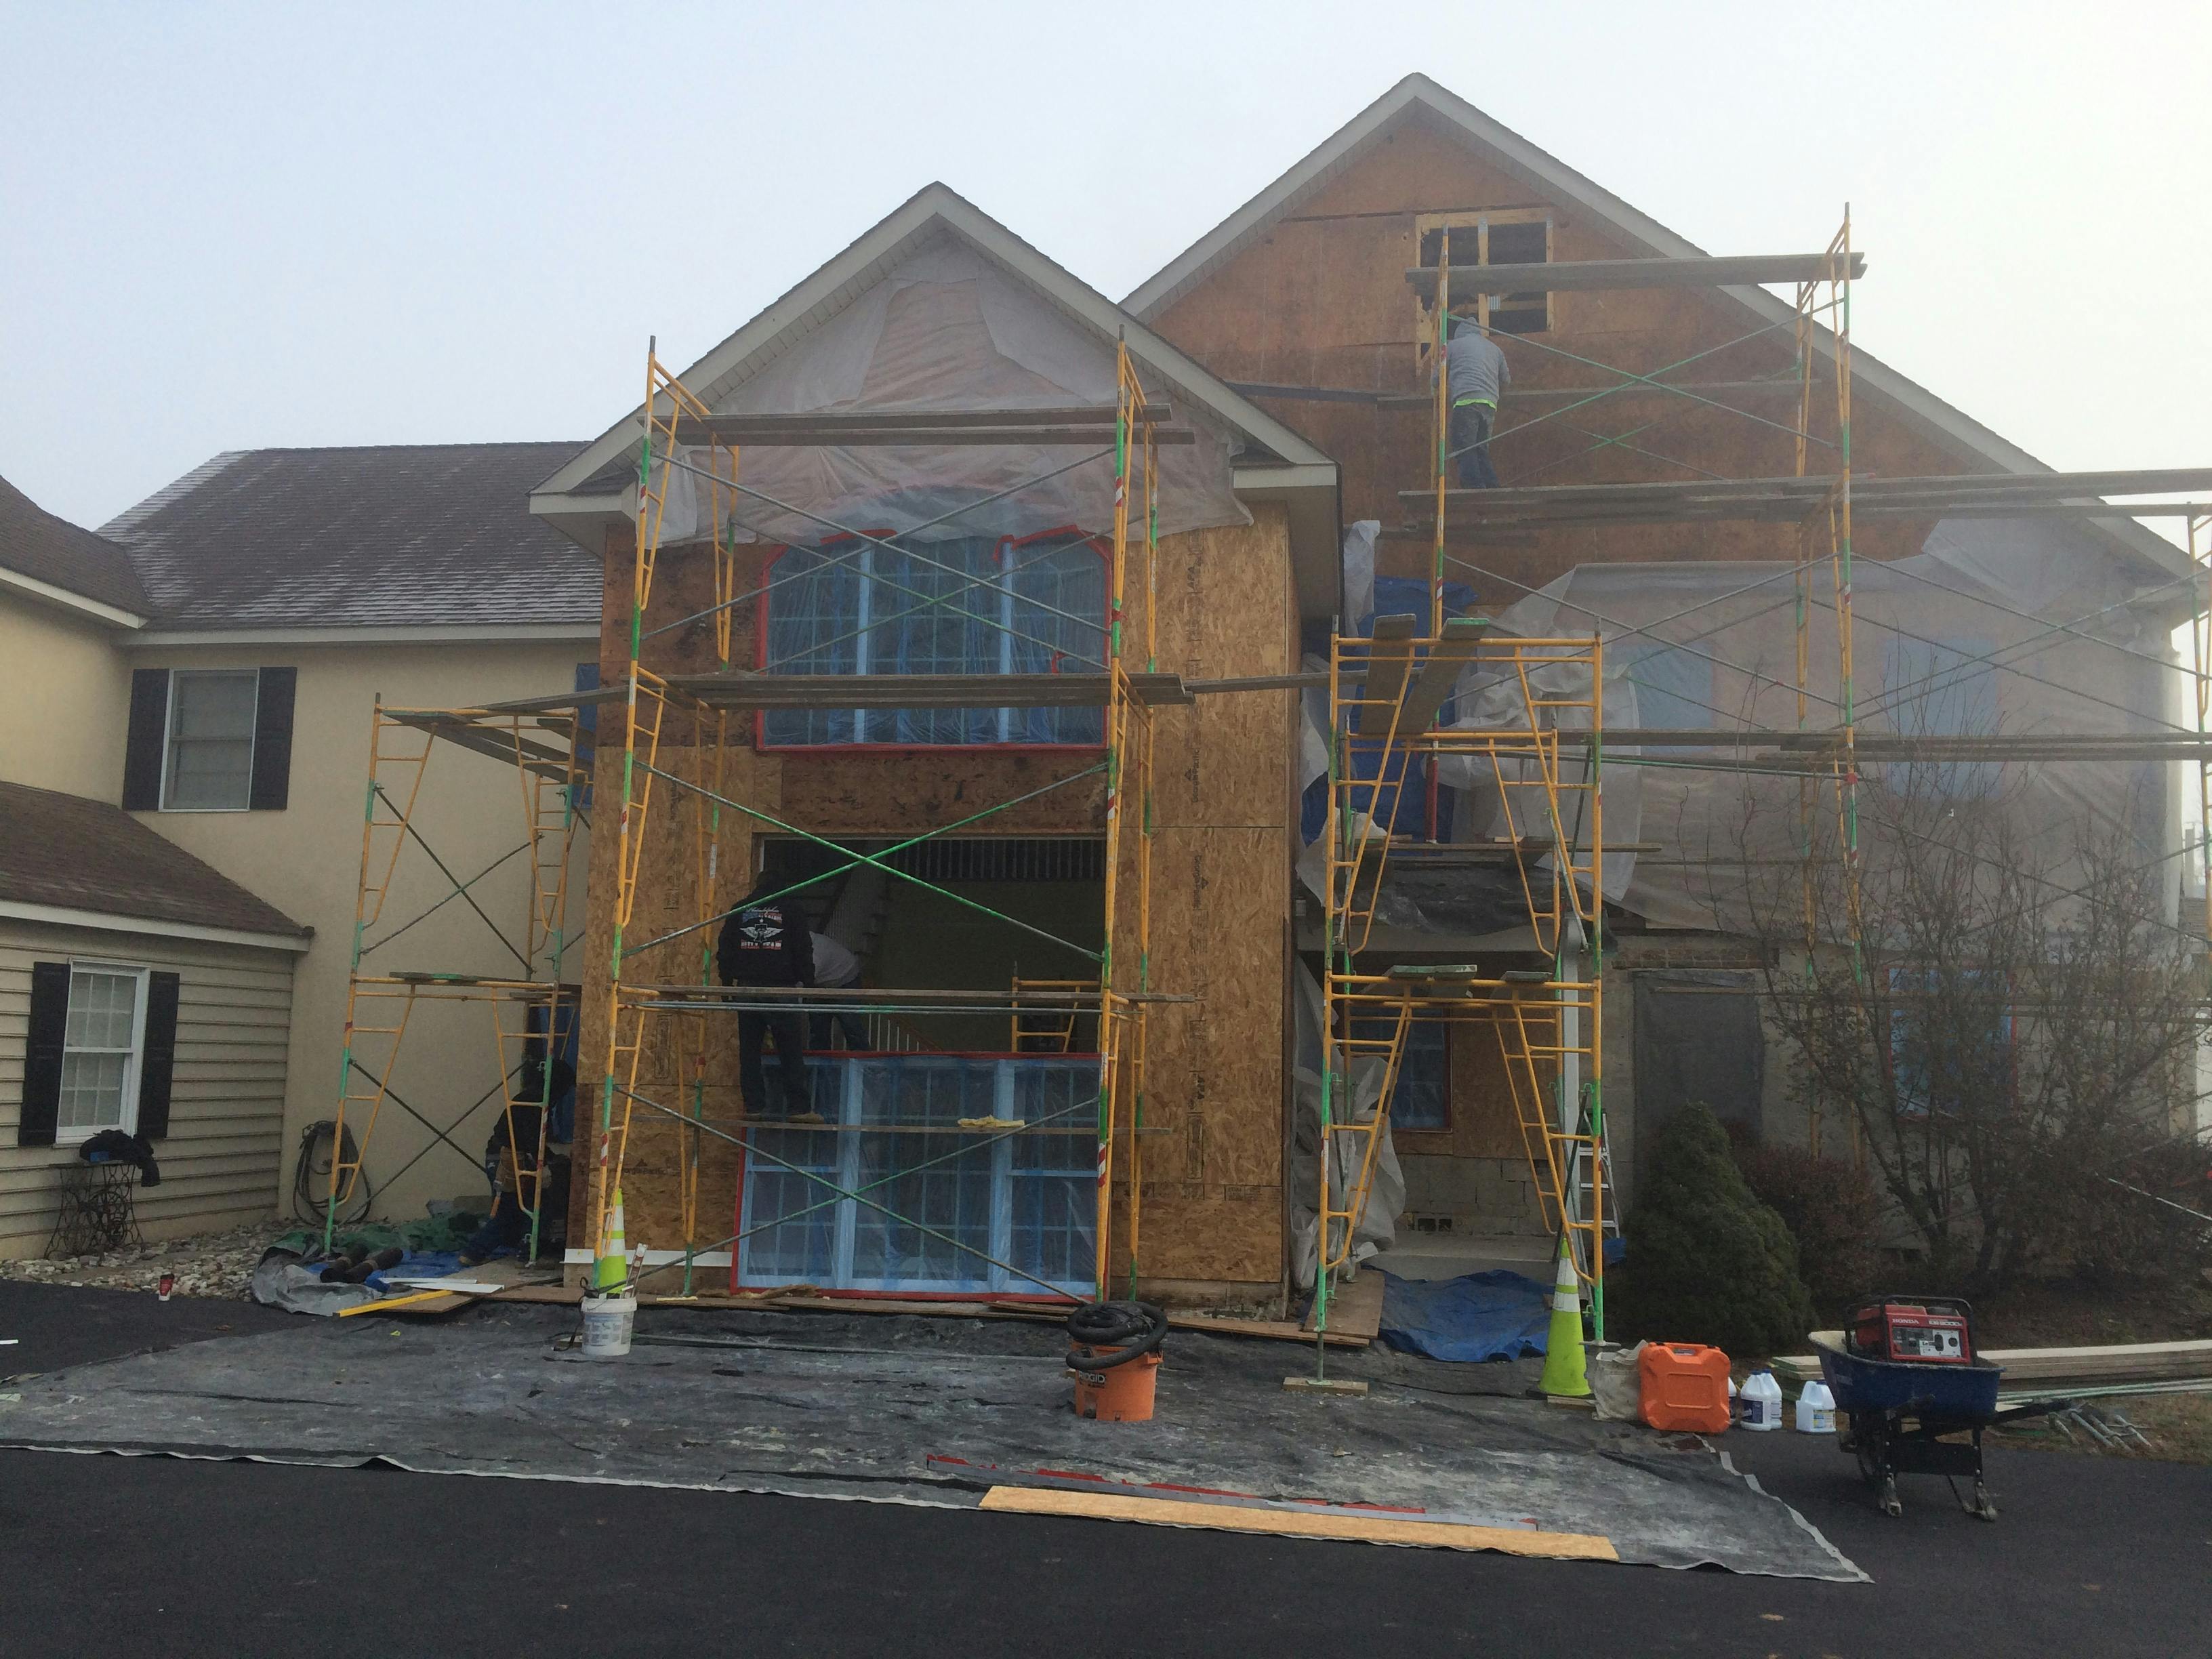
315,75,2211,1336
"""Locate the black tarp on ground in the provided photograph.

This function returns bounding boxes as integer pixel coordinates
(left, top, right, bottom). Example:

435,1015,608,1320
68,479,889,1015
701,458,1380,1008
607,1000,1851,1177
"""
0,1302,1860,1580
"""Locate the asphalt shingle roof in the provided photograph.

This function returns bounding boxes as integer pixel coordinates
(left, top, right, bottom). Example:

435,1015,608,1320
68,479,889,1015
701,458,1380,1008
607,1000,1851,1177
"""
0,475,153,615
0,781,308,940
100,443,600,631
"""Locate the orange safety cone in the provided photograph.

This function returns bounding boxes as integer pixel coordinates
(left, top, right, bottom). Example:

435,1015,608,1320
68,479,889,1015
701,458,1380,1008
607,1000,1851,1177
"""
1537,1235,1591,1400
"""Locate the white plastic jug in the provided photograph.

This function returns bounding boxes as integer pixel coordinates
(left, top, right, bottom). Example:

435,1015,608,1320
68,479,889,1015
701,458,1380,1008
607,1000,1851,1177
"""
1740,1368,1784,1431
1795,1379,1837,1433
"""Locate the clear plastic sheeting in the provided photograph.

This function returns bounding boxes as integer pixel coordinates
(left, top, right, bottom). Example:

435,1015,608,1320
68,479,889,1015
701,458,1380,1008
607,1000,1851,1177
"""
1471,523,2182,930
1290,965,1401,1291
647,237,1249,547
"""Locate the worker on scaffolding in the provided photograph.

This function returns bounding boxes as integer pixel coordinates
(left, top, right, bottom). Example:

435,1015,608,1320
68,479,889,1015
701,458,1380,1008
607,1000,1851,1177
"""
1437,312,1509,489
807,931,871,1052
716,878,822,1122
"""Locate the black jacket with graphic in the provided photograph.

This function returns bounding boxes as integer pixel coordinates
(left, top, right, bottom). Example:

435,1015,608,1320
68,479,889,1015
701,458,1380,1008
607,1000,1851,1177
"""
716,895,815,988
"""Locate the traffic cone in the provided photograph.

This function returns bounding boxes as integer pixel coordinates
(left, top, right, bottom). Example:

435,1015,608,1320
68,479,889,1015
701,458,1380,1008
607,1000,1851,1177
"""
594,1186,627,1291
1537,1234,1591,1399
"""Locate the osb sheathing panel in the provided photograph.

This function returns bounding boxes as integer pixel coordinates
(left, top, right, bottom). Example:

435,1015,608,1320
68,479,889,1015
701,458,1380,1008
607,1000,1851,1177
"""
575,514,1298,1284
1147,120,1982,586
1139,510,1295,832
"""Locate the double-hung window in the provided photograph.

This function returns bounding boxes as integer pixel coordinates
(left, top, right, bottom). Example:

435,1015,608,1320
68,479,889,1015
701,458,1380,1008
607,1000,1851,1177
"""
761,533,1107,748
1880,636,2000,795
1617,639,1717,737
57,965,149,1141
163,670,260,810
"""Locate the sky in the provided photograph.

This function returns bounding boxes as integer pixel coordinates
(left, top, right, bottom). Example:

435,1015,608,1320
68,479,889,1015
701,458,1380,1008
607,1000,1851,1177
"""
3,1,2207,531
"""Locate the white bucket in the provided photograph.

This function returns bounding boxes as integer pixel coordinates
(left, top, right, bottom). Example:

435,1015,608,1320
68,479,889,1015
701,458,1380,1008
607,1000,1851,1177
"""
580,1290,636,1359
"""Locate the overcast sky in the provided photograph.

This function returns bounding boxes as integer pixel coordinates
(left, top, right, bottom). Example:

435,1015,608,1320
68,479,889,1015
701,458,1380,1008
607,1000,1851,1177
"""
4,1,2207,531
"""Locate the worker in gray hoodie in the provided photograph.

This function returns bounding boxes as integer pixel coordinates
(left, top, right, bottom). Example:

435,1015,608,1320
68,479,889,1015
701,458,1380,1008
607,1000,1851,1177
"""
1438,314,1509,489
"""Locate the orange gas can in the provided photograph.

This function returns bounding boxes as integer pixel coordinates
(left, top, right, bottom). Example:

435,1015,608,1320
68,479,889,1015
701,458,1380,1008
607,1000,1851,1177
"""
1638,1342,1733,1433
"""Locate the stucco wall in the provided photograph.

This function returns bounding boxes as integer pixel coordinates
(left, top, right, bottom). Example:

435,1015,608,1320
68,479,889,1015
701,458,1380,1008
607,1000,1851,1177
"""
125,638,594,1221
0,597,132,802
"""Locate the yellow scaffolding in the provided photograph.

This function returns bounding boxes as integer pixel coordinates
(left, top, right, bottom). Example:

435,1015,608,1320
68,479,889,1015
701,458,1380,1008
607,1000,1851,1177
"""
582,342,1166,1300
326,699,585,1258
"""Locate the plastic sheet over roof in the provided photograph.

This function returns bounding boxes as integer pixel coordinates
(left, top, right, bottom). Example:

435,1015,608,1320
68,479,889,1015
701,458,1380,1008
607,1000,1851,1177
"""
1438,519,2185,932
653,239,1249,547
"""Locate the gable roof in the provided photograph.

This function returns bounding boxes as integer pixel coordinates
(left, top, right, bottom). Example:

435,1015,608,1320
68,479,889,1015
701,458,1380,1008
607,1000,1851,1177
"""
533,182,1336,514
0,781,307,944
0,474,152,622
1126,73,2192,585
102,443,601,635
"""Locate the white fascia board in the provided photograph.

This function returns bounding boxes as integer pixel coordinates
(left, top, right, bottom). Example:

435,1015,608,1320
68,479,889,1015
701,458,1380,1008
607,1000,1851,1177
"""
0,565,148,629
532,183,1333,517
1236,463,1343,619
1126,75,2195,585
126,622,600,649
528,492,630,553
0,899,312,955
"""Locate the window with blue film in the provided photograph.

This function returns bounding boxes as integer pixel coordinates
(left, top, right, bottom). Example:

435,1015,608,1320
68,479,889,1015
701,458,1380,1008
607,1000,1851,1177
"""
737,1054,1098,1294
1881,636,1999,795
1887,966,2012,1118
762,535,1106,747
1616,640,1714,733
1354,1015,1450,1132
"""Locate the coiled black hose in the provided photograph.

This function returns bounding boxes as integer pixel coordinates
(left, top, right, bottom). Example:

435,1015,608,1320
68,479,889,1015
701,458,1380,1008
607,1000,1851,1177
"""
1066,1300,1168,1370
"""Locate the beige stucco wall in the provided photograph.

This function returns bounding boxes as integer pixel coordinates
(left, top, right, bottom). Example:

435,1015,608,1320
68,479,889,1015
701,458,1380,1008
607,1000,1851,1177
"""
0,595,133,802
127,637,594,1223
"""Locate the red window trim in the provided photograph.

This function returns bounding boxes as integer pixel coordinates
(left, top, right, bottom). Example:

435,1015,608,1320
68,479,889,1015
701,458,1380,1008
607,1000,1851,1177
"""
755,526,1111,756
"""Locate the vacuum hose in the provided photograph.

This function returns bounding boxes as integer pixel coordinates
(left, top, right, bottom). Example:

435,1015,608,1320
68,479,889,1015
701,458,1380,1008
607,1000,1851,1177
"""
1066,1300,1168,1370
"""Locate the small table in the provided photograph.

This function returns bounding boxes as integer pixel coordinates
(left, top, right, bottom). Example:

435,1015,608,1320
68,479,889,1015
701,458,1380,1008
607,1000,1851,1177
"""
47,1160,144,1258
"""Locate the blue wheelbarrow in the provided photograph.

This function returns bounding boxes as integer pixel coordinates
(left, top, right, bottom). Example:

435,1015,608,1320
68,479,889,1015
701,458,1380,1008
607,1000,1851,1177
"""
1812,1317,2068,1521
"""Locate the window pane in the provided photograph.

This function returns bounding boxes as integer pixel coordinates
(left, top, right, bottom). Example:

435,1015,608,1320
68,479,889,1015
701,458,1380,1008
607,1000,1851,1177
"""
165,671,258,808
762,537,1105,749
66,971,137,1050
58,1051,127,1131
1618,641,1715,732
1357,1015,1449,1132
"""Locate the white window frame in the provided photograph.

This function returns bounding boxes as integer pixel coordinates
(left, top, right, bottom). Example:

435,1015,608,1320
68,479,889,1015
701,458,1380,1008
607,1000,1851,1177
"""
159,667,260,813
56,962,150,1146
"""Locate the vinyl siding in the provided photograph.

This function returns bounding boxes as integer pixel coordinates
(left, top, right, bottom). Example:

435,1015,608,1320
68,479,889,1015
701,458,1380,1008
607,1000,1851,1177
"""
0,920,295,1256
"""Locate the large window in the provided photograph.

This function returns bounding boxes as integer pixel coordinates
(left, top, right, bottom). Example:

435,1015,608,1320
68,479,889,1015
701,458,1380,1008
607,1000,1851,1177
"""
737,1054,1097,1293
58,966,148,1141
1356,1014,1450,1133
1881,636,2000,795
1618,640,1717,733
163,670,259,810
761,533,1107,748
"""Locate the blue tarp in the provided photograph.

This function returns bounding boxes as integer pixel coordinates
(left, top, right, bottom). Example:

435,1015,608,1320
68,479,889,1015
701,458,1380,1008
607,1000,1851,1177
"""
1378,1269,1552,1363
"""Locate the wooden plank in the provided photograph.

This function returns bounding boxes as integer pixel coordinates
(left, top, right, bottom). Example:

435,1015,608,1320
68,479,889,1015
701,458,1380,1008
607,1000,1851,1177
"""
1173,1311,1366,1349
670,404,1172,440
1301,1267,1385,1340
1353,615,1420,734
977,1486,1620,1561
1404,251,1866,298
661,672,1193,710
1393,617,1488,736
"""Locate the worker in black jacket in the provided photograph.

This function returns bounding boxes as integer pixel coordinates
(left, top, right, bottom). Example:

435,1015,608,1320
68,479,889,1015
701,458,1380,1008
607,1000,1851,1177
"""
716,878,821,1122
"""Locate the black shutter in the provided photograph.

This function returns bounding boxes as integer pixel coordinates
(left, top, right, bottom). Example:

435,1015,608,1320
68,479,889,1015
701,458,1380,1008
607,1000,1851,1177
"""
122,670,169,810
18,962,68,1147
136,972,181,1141
249,667,295,811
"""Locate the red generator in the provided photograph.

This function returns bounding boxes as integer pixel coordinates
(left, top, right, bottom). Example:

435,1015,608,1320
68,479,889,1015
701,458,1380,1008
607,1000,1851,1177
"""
1848,1296,1973,1366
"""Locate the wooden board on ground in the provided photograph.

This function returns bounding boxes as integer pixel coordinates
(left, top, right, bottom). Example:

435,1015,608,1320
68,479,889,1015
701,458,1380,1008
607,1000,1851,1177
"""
377,1258,548,1315
977,1486,1618,1561
1774,1335,2212,1390
1301,1268,1385,1341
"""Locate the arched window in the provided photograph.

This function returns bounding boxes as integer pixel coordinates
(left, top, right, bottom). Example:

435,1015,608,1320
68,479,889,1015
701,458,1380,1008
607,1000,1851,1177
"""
761,531,1108,747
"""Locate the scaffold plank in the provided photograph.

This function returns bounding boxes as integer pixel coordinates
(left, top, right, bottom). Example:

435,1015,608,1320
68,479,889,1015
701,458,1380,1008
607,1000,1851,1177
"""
662,670,1195,708
666,406,1191,447
1406,252,1866,300
1399,467,2212,529
1353,615,1420,733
